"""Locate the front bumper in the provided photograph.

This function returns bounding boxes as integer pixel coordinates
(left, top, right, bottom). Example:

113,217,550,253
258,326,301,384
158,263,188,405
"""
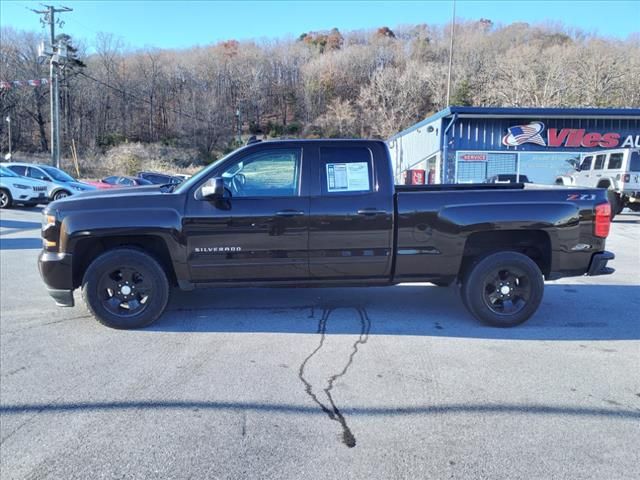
46,288,74,307
38,251,75,306
587,251,615,276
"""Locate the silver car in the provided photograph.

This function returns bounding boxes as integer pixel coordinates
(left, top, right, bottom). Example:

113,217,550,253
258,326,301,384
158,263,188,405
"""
1,162,96,201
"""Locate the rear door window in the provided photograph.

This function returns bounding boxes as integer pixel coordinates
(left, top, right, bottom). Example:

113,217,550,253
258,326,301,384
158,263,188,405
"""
580,156,593,170
320,147,374,194
606,153,623,170
9,165,27,176
593,154,605,170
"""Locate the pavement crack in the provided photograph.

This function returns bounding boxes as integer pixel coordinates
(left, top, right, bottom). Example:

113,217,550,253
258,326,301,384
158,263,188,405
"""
298,306,371,448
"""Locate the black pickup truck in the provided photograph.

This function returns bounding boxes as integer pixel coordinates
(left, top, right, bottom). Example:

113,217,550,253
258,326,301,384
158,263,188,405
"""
39,139,614,329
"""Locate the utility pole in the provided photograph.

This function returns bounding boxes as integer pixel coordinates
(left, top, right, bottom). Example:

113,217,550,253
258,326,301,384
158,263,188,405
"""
445,0,456,106
31,5,72,168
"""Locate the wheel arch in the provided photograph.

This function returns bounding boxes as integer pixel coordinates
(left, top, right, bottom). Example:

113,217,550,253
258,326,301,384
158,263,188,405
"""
459,230,551,280
72,235,177,289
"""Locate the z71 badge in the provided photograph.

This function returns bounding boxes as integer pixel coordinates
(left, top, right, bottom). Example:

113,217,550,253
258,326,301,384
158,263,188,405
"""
567,193,596,201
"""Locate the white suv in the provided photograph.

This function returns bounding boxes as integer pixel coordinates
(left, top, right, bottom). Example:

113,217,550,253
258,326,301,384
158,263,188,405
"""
556,148,640,219
0,166,49,208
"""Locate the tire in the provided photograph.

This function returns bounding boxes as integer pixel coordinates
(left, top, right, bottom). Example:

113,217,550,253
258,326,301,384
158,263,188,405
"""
606,190,620,220
53,190,71,201
81,248,170,329
461,251,544,328
0,189,12,209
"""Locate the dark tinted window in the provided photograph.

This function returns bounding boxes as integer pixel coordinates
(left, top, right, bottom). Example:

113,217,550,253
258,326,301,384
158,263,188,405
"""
580,156,593,170
141,173,172,184
630,151,640,172
593,154,605,170
118,177,134,186
607,153,623,170
8,165,27,176
103,176,118,184
320,147,373,194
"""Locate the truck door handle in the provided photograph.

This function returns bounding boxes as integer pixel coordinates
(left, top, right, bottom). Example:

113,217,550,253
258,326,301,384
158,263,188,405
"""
357,208,385,216
275,210,305,217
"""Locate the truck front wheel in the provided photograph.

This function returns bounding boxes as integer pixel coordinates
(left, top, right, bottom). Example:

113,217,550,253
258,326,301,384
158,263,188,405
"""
461,252,543,328
81,248,170,329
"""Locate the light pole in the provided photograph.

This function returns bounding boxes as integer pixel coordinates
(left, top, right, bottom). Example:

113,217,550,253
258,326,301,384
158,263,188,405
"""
445,0,456,106
235,107,241,144
5,115,11,160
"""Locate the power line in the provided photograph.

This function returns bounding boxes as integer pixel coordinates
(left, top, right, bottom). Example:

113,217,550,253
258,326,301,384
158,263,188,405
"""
76,70,211,125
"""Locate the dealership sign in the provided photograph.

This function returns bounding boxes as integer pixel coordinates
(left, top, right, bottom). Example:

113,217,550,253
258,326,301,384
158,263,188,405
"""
503,122,640,148
460,153,487,161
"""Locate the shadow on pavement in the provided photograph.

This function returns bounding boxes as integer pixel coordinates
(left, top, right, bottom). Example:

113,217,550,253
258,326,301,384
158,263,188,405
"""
0,238,42,250
147,284,640,340
0,219,42,230
1,400,638,419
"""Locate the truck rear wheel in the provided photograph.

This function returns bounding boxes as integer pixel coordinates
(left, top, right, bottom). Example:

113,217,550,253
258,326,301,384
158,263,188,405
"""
81,248,169,329
461,251,543,328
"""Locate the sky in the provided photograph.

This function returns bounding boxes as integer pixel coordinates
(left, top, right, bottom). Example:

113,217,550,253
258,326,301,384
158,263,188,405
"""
1,0,639,51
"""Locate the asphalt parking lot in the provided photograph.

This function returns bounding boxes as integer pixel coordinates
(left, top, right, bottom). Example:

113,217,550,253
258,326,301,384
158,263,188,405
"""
1,206,639,479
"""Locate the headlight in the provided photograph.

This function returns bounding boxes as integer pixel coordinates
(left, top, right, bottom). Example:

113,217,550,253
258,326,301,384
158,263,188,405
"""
12,183,30,190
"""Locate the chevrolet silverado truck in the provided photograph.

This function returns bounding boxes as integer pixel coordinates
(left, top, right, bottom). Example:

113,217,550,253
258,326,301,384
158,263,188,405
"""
38,139,615,329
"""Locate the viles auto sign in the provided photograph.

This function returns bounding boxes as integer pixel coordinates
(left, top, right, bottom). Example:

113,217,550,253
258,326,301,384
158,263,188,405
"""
502,122,640,148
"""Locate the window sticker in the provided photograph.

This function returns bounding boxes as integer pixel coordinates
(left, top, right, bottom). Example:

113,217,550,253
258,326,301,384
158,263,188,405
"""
326,162,370,192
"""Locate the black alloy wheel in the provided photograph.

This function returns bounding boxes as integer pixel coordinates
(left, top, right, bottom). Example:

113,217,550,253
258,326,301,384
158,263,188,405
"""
462,251,544,327
481,266,531,316
97,265,154,317
82,248,169,329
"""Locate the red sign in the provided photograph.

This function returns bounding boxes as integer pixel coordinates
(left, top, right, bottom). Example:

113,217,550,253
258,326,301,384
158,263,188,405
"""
460,153,487,161
547,128,620,148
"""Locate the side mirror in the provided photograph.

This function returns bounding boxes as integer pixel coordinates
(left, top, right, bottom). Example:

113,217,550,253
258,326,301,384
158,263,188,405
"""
201,177,225,199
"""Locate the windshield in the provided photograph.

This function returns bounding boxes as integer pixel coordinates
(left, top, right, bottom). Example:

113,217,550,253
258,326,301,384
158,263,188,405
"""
173,146,249,194
0,167,18,177
41,166,76,182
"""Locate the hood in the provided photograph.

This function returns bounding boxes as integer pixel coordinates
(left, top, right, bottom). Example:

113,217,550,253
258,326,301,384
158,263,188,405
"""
68,181,97,191
45,184,178,216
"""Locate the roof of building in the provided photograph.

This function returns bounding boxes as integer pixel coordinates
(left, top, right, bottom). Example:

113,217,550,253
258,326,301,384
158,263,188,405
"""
388,106,640,141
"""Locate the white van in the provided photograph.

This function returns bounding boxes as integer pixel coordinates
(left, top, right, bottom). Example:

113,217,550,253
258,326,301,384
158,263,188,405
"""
556,148,640,218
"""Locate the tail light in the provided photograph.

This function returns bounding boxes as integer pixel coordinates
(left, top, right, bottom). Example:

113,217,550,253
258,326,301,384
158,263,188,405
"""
594,203,611,238
622,174,630,182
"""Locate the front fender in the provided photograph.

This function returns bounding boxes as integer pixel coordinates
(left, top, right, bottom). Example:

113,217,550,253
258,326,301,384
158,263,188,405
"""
59,208,185,264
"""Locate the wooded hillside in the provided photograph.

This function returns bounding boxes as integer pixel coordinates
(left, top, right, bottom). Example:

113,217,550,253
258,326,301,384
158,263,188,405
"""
1,20,639,162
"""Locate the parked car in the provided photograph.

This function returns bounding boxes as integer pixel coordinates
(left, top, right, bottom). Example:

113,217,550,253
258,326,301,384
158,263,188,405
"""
0,166,49,208
556,148,640,219
485,174,531,184
2,162,96,201
137,171,183,185
38,139,614,330
85,176,153,189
